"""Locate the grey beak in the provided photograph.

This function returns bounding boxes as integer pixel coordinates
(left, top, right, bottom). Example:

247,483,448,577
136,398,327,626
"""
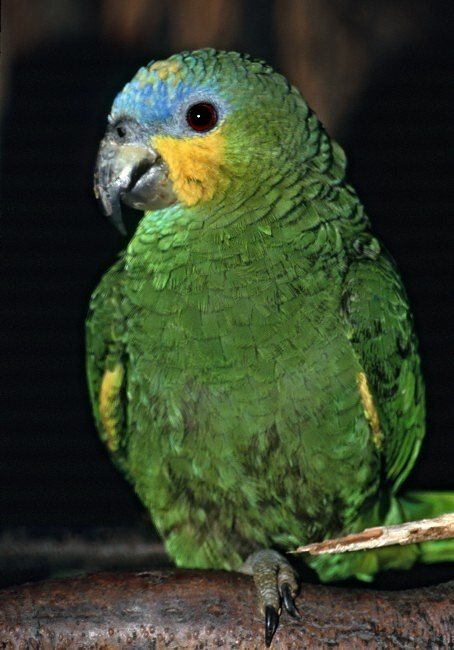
94,120,177,234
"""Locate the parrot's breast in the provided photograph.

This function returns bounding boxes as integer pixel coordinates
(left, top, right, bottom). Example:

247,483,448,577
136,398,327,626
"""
121,259,381,565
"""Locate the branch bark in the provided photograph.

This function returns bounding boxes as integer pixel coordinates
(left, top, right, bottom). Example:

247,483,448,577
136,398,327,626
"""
1,570,453,648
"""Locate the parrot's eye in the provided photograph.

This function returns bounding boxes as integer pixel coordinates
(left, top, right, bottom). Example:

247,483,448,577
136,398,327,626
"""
186,103,217,132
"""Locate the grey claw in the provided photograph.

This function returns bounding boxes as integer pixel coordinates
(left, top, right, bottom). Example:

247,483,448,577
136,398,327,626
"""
281,582,300,619
265,605,279,647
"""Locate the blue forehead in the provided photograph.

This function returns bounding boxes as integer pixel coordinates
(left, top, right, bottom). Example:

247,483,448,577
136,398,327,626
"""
110,64,219,125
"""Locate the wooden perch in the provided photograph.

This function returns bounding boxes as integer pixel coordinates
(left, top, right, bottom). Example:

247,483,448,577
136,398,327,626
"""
1,570,453,648
295,513,454,556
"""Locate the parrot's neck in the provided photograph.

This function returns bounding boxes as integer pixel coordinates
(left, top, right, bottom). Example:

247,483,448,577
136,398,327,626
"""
125,173,369,286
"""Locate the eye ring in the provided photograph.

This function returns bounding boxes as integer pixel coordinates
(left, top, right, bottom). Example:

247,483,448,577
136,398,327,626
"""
186,103,217,132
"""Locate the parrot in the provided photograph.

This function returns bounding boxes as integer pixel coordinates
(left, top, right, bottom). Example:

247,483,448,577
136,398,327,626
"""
87,48,454,645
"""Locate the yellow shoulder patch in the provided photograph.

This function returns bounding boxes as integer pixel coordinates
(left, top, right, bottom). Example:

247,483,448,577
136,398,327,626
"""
357,371,382,450
99,364,124,452
152,130,228,206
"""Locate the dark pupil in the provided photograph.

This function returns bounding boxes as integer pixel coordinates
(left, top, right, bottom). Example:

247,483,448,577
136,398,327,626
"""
188,103,216,130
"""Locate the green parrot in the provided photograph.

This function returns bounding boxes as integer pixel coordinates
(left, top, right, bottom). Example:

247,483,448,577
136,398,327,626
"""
87,49,453,645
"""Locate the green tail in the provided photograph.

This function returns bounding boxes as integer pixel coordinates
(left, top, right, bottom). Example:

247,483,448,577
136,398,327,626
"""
398,490,454,565
307,490,454,582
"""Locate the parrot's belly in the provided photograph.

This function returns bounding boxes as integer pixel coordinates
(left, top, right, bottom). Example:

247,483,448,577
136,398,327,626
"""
124,296,381,568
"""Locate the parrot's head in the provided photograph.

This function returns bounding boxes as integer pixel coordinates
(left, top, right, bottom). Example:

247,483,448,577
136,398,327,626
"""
94,48,327,233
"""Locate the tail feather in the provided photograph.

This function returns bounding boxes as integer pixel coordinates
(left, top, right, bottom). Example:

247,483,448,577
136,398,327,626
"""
398,490,454,521
398,490,454,565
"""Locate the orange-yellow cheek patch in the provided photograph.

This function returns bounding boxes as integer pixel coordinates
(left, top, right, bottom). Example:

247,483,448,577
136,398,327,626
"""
152,131,228,206
99,364,124,452
357,371,382,450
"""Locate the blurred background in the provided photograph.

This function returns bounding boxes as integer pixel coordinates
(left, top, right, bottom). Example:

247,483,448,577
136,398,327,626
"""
1,0,453,587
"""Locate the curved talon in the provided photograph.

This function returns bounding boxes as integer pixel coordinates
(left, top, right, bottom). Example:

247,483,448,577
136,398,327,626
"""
281,582,300,619
265,604,279,647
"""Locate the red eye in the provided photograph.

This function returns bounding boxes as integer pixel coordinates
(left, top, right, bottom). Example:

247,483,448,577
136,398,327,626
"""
186,103,217,131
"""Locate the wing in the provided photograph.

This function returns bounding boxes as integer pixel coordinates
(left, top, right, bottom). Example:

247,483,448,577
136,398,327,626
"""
341,237,425,491
86,258,130,475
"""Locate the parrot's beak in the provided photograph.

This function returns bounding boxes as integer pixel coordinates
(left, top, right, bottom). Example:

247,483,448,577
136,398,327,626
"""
94,120,177,234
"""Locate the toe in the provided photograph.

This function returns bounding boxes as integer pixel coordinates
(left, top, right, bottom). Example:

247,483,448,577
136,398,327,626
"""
241,549,300,645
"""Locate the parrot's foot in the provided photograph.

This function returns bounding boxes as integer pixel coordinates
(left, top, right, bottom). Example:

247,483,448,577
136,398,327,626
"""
240,549,300,647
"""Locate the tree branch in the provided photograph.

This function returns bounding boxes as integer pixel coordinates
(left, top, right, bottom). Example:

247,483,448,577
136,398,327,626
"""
295,513,454,556
1,570,453,648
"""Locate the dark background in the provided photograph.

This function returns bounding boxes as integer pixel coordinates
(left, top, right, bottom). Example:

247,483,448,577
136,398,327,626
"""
1,1,453,586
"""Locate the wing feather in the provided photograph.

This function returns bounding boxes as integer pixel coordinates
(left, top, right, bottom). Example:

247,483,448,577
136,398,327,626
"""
341,241,425,491
86,259,129,473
